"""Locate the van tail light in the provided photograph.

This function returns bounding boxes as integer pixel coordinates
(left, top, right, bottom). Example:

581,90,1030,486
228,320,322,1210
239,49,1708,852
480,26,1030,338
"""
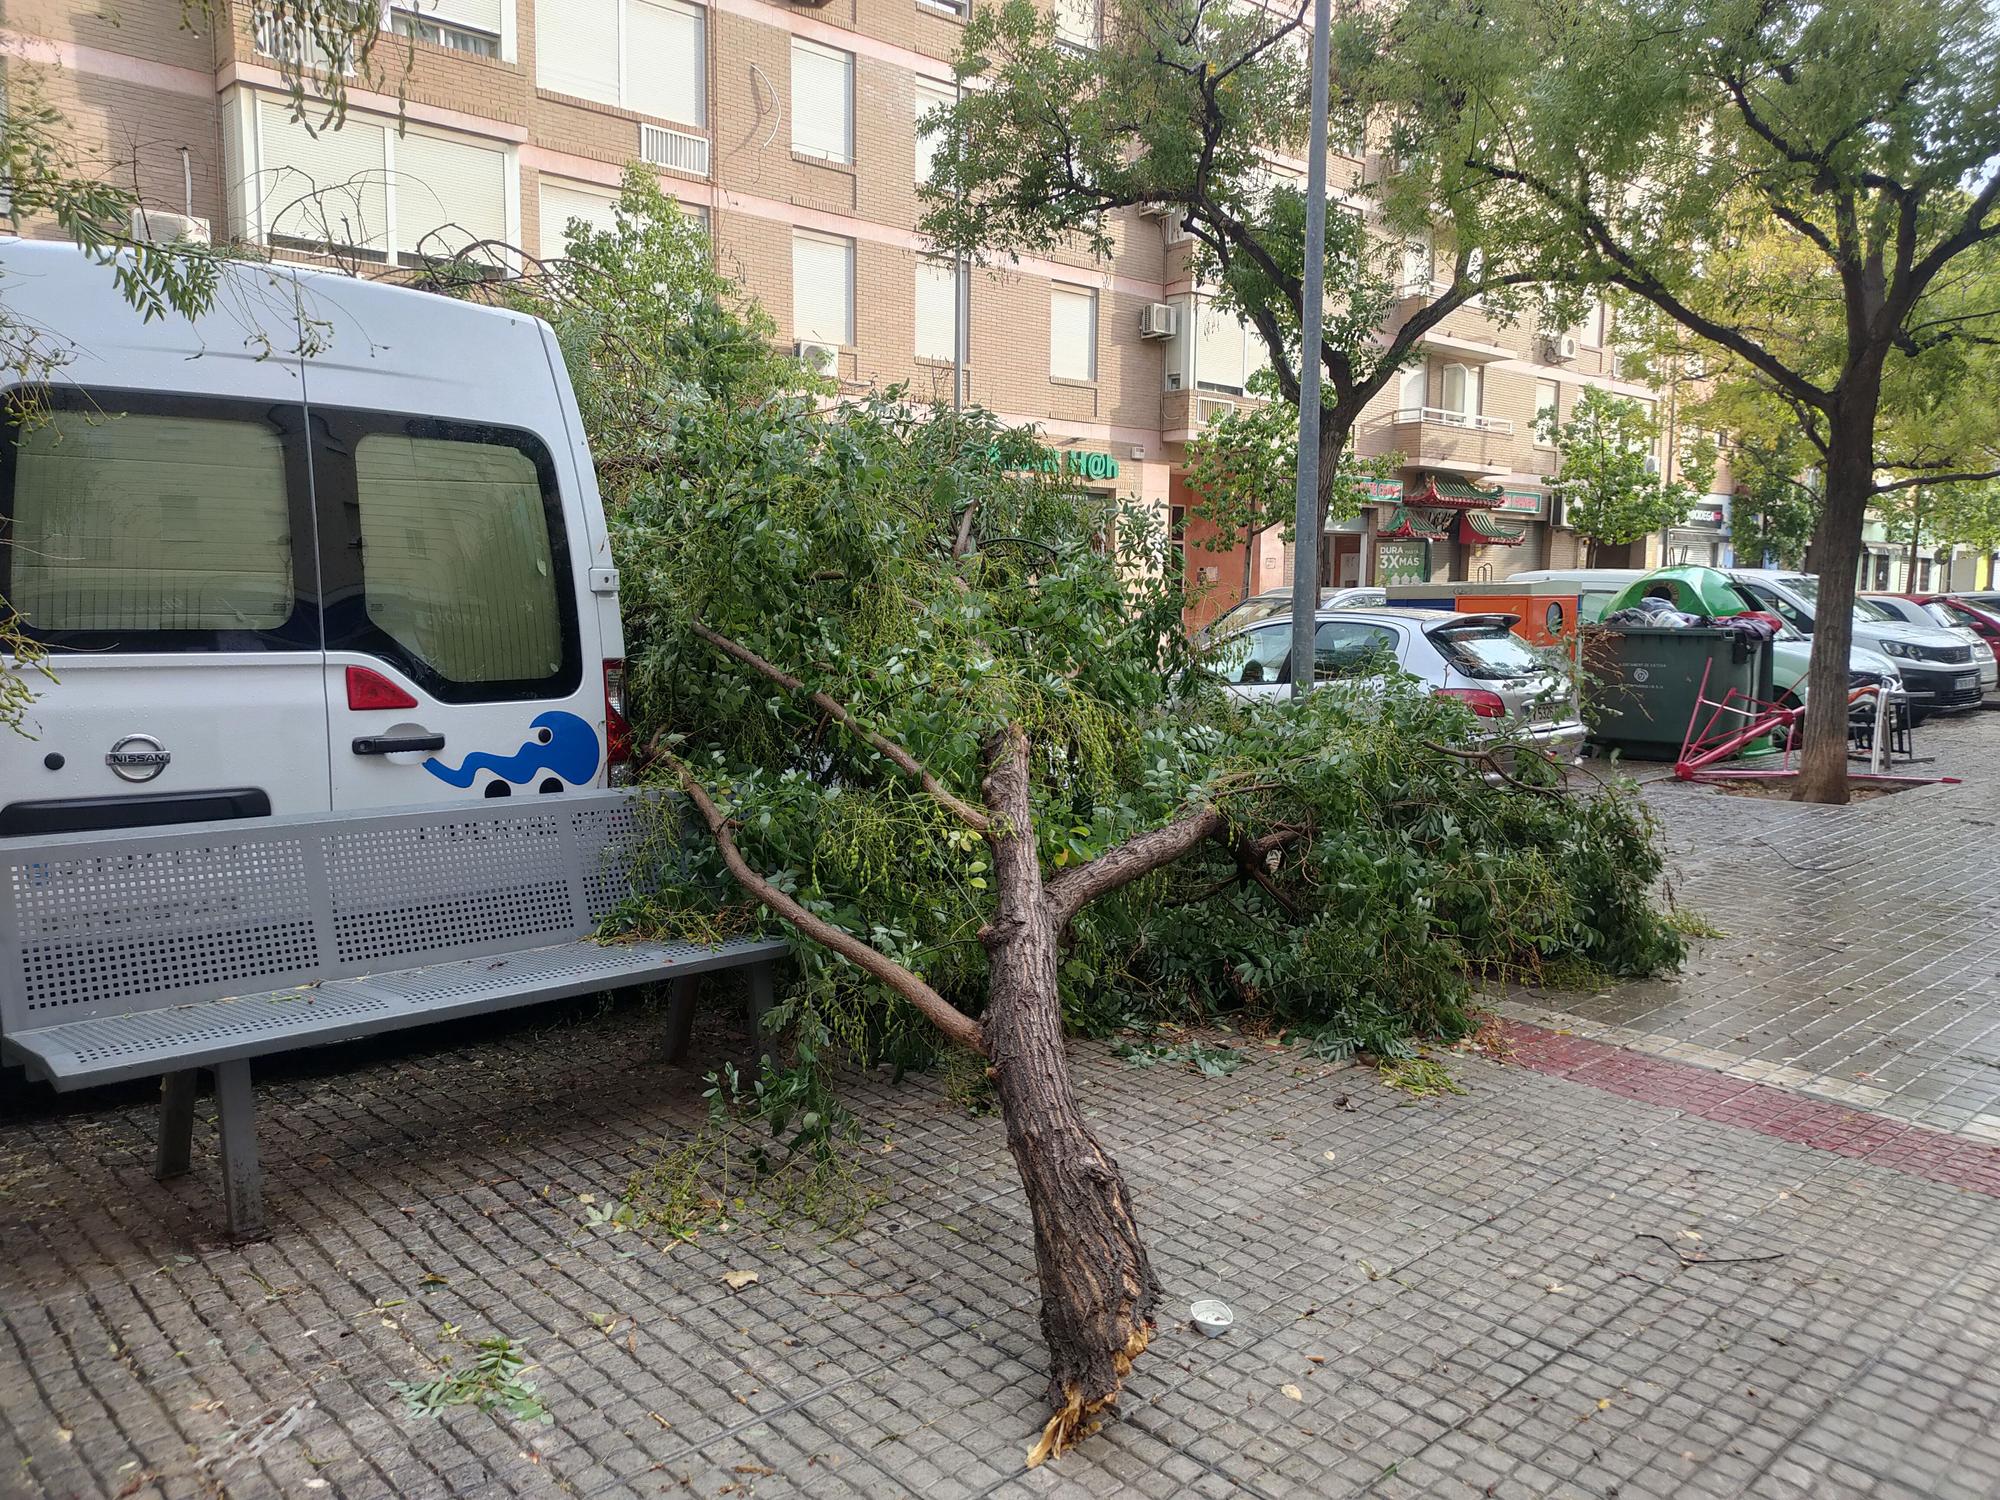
346,665,418,711
1434,687,1508,719
603,659,634,785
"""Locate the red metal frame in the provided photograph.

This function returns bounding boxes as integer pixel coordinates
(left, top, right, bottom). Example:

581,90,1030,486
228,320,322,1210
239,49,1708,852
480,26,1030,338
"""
1670,661,1960,787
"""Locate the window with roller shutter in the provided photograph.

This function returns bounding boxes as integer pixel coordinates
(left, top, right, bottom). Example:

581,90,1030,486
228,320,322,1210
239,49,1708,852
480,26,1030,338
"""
1049,285,1097,381
793,231,854,347
534,0,706,127
792,39,854,165
243,95,511,268
388,0,506,58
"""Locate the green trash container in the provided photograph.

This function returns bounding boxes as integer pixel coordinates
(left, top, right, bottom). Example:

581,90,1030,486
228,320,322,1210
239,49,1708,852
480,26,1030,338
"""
1581,625,1776,760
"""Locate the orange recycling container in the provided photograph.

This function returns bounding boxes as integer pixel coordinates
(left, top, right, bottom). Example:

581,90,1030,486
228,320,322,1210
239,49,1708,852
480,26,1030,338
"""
1381,581,1583,646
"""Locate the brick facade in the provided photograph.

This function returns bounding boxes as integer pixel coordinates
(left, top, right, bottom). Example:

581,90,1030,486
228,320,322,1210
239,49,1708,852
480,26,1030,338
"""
2,0,1720,621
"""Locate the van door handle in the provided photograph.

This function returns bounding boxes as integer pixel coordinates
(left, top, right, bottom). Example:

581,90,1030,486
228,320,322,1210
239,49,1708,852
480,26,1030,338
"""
351,732,446,755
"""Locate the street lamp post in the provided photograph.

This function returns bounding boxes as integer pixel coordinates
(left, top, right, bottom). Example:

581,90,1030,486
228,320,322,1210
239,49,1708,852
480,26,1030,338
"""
1288,0,1334,696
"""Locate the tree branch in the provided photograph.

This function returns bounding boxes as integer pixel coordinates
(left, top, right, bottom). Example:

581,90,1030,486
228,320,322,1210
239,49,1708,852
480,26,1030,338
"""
676,767,988,1055
1045,805,1229,928
1872,467,2000,494
692,622,992,833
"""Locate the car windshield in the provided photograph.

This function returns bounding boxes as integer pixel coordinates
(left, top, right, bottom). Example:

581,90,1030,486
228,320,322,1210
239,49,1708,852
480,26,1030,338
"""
1782,575,1821,605
1854,595,1895,622
1208,596,1290,634
1430,623,1544,680
1923,602,1961,629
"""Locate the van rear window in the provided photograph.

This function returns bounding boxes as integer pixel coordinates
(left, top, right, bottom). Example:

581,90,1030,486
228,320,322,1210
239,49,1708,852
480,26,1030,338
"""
7,411,295,634
354,435,563,684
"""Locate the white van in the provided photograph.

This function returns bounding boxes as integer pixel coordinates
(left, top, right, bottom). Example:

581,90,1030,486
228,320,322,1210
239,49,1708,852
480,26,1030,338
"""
0,241,629,836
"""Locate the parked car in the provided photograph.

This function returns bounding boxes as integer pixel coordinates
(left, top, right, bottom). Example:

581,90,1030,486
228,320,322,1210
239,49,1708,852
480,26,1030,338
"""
0,240,629,837
1862,594,1998,697
1196,586,1387,646
1731,570,1982,721
1208,606,1585,759
1506,567,1904,707
1931,593,2000,651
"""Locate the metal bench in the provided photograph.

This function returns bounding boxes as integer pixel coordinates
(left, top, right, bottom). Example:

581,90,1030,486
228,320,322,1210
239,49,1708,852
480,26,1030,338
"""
0,791,785,1238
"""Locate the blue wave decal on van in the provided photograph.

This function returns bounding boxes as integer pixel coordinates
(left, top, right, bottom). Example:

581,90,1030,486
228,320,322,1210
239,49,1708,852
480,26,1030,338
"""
423,711,601,789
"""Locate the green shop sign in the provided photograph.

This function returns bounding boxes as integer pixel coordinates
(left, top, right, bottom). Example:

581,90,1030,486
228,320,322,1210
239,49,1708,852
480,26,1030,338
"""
991,445,1122,481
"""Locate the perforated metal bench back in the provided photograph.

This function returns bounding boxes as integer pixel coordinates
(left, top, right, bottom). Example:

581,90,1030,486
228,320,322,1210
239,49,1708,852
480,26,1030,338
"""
0,792,684,1032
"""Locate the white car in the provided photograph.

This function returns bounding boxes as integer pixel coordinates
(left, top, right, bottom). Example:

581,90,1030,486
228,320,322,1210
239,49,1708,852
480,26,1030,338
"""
1861,593,1998,698
1,240,629,836
1209,606,1585,758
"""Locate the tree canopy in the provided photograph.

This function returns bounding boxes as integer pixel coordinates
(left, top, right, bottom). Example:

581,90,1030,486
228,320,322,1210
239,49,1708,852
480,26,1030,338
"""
1384,0,2000,799
1538,387,1716,558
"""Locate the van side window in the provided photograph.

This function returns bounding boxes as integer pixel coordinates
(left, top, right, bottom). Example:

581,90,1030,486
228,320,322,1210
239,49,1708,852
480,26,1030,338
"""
1,398,314,649
316,413,579,702
355,435,562,684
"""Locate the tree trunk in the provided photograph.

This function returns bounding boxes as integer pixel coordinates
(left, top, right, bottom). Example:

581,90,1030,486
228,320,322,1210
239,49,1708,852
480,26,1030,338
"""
1794,399,1878,804
978,728,1160,1466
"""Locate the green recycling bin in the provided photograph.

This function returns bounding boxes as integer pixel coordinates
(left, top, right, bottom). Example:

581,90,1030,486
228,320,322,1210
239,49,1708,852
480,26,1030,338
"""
1581,625,1776,760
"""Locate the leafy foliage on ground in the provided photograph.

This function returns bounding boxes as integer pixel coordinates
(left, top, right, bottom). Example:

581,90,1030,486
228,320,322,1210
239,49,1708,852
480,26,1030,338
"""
511,178,1686,1080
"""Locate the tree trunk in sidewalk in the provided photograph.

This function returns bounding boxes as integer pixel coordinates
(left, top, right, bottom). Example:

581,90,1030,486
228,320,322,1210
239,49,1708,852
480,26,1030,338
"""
979,730,1160,1466
1794,399,1879,805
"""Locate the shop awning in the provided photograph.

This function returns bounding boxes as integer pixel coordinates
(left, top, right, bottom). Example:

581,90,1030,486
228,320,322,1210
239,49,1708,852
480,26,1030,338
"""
1379,505,1454,541
1408,474,1505,508
1459,510,1528,546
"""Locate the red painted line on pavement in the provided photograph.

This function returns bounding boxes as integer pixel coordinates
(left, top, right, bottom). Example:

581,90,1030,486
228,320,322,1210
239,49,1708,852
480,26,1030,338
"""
1497,1019,2000,1199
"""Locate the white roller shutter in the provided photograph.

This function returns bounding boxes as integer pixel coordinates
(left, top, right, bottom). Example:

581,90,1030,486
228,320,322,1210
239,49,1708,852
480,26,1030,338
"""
394,129,507,256
627,0,705,125
792,231,853,346
538,180,620,255
1049,284,1096,381
915,257,958,361
914,78,954,183
1195,298,1246,393
791,39,853,164
536,0,619,105
415,0,504,32
257,98,390,255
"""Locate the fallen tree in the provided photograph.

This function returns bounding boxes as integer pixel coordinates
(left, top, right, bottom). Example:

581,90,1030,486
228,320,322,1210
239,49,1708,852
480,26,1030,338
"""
519,174,1688,1459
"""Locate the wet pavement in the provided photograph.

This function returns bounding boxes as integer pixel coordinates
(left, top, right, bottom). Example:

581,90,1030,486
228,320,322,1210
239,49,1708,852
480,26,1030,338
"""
3,713,1999,1500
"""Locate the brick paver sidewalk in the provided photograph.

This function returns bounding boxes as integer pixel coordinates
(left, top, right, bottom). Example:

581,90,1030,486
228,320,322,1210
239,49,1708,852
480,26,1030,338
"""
3,716,1998,1500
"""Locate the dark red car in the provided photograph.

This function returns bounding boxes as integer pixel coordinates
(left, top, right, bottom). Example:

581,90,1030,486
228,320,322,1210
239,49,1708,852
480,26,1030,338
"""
1908,592,2000,649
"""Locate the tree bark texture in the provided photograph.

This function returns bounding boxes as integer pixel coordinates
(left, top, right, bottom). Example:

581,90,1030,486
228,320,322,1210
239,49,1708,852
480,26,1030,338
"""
1795,389,1880,805
978,728,1161,1466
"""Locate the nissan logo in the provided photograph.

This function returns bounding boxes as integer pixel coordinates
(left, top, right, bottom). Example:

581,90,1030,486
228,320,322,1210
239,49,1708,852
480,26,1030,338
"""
105,733,171,783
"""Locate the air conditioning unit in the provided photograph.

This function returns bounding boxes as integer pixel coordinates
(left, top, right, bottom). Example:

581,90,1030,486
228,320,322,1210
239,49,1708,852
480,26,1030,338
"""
1138,302,1178,339
1137,201,1173,219
794,340,839,375
130,208,211,246
1196,397,1232,426
1643,452,1661,476
639,122,711,178
1539,332,1576,362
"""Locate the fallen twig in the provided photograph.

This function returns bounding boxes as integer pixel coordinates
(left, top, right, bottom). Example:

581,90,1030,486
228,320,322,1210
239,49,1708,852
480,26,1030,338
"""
1634,1232,1784,1266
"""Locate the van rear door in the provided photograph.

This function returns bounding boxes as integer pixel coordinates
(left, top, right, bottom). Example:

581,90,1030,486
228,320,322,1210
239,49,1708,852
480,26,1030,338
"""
0,251,332,836
298,289,606,809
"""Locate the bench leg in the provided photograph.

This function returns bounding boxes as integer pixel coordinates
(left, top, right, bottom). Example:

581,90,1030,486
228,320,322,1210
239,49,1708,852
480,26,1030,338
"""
745,963,776,1069
212,1059,267,1240
155,1070,197,1180
662,976,698,1064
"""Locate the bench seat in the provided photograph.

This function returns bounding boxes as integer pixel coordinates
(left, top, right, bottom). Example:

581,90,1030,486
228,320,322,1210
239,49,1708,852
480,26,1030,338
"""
3,933,788,1091
2,791,789,1240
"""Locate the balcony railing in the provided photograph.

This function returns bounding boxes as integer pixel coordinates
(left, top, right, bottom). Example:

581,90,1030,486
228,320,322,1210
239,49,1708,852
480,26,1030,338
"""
1392,406,1515,436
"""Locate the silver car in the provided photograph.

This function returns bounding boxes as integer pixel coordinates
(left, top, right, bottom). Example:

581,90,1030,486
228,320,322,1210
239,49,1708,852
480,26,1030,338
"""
1195,586,1388,646
1209,606,1585,758
1861,593,1999,697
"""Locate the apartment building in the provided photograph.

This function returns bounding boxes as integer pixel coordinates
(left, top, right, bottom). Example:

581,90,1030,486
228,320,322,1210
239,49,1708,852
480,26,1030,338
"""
2,0,1726,626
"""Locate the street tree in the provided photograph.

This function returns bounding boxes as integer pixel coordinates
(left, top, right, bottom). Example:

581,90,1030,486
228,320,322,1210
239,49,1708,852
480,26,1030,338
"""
1385,0,2000,801
1537,388,1716,564
916,0,1571,584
